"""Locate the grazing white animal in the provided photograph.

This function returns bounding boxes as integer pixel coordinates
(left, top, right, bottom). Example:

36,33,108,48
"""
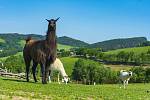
119,70,132,89
48,58,69,84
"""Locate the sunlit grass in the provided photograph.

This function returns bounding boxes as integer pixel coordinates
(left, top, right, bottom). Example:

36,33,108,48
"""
105,46,150,55
0,77,150,100
0,38,5,43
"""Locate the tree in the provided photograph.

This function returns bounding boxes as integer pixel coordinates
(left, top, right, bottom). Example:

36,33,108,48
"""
4,55,25,73
139,53,147,64
72,59,85,81
131,67,145,83
145,68,150,83
128,51,135,62
86,63,97,85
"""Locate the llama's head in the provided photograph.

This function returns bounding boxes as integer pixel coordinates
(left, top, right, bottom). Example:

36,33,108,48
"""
46,17,60,31
62,76,69,84
129,71,133,76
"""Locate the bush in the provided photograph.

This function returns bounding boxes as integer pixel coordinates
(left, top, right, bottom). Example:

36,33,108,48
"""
130,67,146,83
4,55,25,73
72,59,118,84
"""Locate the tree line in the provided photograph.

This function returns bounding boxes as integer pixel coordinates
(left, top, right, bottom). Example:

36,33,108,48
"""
73,48,150,65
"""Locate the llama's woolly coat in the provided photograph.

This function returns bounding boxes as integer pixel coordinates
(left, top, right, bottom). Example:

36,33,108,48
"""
50,58,67,77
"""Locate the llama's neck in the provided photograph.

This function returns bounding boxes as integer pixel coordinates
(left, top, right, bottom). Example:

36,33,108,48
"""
60,67,67,77
46,28,56,46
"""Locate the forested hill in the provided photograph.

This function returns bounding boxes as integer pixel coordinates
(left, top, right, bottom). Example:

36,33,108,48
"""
0,33,148,57
0,33,89,57
57,36,89,47
88,37,147,51
0,33,89,47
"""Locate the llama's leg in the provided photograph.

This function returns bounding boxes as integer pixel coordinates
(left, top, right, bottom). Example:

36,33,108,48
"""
26,66,30,82
58,72,60,84
123,80,126,89
40,63,46,84
44,60,51,84
126,80,128,85
32,62,38,82
24,58,31,82
48,76,51,83
48,70,51,83
45,66,49,84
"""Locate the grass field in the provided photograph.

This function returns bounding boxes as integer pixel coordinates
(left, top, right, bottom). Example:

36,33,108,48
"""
104,64,133,71
0,52,23,62
105,46,150,55
0,38,5,43
60,57,79,76
0,77,150,100
57,44,73,50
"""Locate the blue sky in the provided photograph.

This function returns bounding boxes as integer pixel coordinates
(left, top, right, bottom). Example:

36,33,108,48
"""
0,0,150,43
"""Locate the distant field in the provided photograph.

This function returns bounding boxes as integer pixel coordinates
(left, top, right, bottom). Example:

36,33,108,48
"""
18,40,25,47
60,57,79,76
0,52,22,62
0,38,5,43
0,77,150,100
105,46,150,54
57,44,73,50
104,64,133,71
18,40,73,50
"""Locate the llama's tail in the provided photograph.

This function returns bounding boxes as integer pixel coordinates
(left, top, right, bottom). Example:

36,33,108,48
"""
25,36,32,43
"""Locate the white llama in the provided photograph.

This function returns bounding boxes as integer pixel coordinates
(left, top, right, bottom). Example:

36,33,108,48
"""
48,58,69,84
119,70,133,89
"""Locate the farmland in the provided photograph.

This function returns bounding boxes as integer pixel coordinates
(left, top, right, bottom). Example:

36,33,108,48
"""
60,57,79,76
0,77,150,100
105,46,150,55
0,38,5,43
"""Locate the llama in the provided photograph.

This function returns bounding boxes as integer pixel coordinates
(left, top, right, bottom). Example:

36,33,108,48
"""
23,18,59,84
48,58,69,84
119,70,132,89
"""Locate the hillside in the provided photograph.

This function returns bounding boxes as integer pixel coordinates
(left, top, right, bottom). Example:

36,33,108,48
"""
105,46,150,55
57,36,89,47
0,33,149,57
0,33,88,48
89,37,147,51
0,33,78,57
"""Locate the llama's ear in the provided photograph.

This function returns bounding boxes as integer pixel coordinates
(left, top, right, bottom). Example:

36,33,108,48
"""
46,19,50,22
55,17,60,22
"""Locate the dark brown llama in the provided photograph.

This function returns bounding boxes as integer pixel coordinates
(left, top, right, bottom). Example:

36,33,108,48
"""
23,18,59,84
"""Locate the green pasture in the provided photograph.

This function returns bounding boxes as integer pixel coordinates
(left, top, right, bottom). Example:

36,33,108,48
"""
0,77,150,100
105,46,150,55
60,57,79,76
0,38,5,43
57,44,73,50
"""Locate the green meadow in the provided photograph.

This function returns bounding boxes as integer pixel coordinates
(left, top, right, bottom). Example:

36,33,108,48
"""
0,38,5,43
0,77,150,100
105,46,150,55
